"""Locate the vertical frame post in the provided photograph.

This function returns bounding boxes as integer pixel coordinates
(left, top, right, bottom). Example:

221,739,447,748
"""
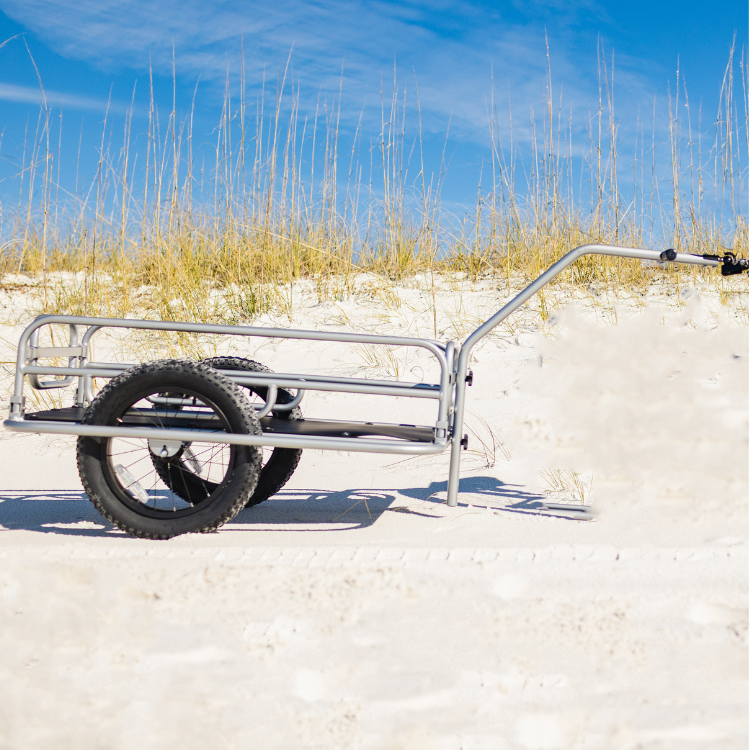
446,370,468,506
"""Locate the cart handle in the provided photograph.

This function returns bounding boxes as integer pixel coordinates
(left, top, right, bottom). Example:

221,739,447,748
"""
462,244,720,358
445,243,734,507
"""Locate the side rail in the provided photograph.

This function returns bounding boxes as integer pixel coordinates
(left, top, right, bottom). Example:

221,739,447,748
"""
6,315,455,450
444,243,741,506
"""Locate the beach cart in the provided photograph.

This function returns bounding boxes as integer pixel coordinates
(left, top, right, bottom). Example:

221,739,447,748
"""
4,244,746,538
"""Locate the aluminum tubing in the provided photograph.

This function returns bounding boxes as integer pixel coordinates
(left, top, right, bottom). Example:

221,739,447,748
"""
22,314,447,351
9,315,449,415
21,365,442,400
2,418,448,456
79,363,443,394
445,244,721,506
462,244,719,363
446,377,468,507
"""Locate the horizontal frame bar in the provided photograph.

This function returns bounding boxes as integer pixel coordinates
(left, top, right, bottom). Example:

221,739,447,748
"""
3,417,448,455
20,365,442,399
30,346,87,358
87,362,441,392
22,314,446,350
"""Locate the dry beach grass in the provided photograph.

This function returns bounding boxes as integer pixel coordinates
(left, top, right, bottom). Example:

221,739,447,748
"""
1,46,747,329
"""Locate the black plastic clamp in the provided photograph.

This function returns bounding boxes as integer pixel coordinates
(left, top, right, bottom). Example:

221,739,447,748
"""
699,251,748,275
721,257,749,276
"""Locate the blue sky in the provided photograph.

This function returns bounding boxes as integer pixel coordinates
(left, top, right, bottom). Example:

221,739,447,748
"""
0,0,746,217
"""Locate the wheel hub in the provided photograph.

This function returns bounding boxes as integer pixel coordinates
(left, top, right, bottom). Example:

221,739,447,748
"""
148,438,184,458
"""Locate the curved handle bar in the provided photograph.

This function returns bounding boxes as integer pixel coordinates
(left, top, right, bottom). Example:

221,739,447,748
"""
445,243,723,507
461,244,718,363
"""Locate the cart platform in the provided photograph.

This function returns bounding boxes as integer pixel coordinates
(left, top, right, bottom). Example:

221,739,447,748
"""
24,408,436,443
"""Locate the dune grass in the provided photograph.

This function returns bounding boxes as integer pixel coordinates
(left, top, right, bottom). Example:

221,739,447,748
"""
1,47,747,329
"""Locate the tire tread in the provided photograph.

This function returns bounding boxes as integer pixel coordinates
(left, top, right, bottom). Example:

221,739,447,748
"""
76,359,262,539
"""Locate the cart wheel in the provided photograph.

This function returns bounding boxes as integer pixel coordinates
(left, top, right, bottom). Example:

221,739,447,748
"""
152,357,303,507
76,360,262,539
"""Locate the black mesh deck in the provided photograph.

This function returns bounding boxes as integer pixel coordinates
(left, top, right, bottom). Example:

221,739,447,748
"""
24,408,435,442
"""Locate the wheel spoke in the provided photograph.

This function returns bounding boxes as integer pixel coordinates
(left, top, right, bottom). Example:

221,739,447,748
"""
105,386,237,514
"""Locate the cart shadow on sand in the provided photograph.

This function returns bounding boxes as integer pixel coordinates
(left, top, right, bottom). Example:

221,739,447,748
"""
0,477,582,537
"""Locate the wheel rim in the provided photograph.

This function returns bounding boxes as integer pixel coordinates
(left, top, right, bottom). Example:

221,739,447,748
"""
143,358,300,507
103,385,238,519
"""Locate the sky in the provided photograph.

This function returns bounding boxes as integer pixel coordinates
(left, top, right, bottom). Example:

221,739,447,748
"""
0,0,747,220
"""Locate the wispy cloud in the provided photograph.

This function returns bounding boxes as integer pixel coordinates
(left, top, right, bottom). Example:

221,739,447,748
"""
4,0,723,214
0,0,656,144
0,81,128,112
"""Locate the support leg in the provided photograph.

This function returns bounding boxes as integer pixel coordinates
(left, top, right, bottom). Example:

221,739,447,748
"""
446,377,468,507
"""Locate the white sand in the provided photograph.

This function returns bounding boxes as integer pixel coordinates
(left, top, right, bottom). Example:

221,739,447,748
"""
0,280,746,749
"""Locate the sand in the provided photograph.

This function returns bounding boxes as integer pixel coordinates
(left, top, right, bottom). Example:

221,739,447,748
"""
0,279,746,749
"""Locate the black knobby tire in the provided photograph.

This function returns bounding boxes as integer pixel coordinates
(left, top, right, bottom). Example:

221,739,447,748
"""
77,359,263,539
152,357,303,507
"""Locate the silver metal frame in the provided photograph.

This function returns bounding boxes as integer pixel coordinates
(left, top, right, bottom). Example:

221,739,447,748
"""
3,244,720,507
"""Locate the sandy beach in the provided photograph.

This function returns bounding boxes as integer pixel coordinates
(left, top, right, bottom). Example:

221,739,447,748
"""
0,280,746,749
